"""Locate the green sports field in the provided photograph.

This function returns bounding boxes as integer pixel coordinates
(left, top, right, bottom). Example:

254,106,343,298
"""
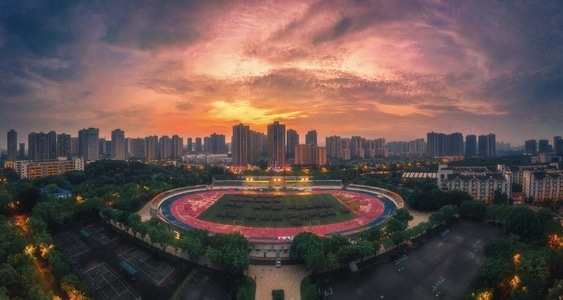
197,193,357,227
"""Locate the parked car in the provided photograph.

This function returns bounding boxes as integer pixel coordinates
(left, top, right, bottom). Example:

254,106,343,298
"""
275,258,281,268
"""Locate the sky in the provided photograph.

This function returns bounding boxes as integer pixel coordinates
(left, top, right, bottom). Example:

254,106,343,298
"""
1,0,562,148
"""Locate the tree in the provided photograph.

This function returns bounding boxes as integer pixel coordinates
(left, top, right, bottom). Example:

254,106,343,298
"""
443,190,472,206
11,181,41,212
290,232,323,262
511,250,551,300
325,253,340,270
393,208,414,223
126,214,142,237
546,279,563,300
504,207,542,243
468,257,511,293
484,235,528,260
148,226,175,251
429,205,457,226
486,205,511,224
492,189,509,205
384,218,407,235
208,232,250,276
356,225,381,243
178,229,208,260
305,251,326,273
459,201,487,221
323,234,350,255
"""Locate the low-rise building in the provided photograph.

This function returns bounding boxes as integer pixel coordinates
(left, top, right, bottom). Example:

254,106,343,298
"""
7,157,84,179
437,164,512,203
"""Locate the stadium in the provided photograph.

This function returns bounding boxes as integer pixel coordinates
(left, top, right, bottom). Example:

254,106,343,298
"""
149,176,403,258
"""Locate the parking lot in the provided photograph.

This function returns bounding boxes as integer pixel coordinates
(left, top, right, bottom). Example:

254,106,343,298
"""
319,219,502,299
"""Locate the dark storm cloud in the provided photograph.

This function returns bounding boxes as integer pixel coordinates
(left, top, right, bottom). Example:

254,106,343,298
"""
1,1,75,57
99,0,231,51
478,65,563,111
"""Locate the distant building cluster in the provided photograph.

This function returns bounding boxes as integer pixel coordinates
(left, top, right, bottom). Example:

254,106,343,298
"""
3,126,563,184
232,122,326,168
325,136,387,160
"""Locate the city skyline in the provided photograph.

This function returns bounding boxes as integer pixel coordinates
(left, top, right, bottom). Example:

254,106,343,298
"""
4,125,563,151
1,1,562,146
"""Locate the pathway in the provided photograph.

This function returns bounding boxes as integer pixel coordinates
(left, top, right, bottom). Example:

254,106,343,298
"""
247,264,310,300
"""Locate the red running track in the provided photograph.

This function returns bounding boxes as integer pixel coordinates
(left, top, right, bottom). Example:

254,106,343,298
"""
168,190,385,240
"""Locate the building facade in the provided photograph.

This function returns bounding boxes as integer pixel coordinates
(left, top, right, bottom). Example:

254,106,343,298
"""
78,128,100,161
286,129,299,159
7,129,17,161
232,123,250,166
437,164,511,202
111,129,126,160
522,170,563,202
267,121,286,168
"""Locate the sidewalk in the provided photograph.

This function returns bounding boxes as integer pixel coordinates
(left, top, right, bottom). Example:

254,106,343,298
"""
247,264,309,300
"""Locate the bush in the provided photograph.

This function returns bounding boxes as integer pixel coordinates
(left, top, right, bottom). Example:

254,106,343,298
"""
272,289,284,300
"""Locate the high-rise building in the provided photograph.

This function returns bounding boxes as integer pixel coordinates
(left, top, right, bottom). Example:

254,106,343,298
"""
145,135,158,160
98,138,106,158
326,136,340,159
130,138,145,159
294,144,312,165
209,133,226,154
313,146,327,166
111,129,126,160
48,131,57,159
159,136,172,159
350,136,364,158
57,133,71,158
18,143,25,160
365,138,387,157
195,138,202,153
524,139,537,155
7,129,17,161
554,136,563,154
427,132,446,157
204,137,211,153
250,130,267,162
78,128,100,161
267,121,286,168
446,132,464,156
294,144,327,166
325,136,351,160
465,135,477,158
28,132,55,161
337,138,350,160
305,130,317,145
172,135,183,158
538,139,550,153
478,133,496,157
286,129,299,159
187,138,193,153
70,137,78,157
232,123,250,166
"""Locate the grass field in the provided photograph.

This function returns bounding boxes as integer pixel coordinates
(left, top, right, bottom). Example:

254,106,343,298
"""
197,193,357,227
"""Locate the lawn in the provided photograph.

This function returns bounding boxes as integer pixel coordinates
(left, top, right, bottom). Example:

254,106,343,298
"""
197,193,357,227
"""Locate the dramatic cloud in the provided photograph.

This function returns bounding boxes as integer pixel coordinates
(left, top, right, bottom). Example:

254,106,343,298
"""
1,0,562,146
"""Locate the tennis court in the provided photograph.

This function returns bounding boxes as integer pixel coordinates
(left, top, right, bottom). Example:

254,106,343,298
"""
118,248,175,286
54,231,90,258
84,263,140,300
